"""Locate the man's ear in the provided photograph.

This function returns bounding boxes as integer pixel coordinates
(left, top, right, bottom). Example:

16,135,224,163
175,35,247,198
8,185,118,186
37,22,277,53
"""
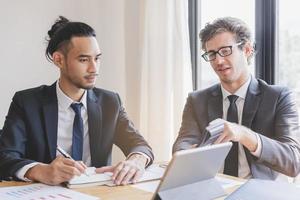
52,52,65,69
243,41,254,58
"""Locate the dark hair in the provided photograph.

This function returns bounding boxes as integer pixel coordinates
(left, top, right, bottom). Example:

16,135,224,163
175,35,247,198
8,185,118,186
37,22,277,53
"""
199,17,254,64
45,16,96,62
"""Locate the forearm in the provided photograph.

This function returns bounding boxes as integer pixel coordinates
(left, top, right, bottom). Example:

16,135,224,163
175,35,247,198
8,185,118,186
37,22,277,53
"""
0,152,36,179
239,126,259,152
257,134,300,177
15,162,41,181
25,163,49,182
127,153,148,167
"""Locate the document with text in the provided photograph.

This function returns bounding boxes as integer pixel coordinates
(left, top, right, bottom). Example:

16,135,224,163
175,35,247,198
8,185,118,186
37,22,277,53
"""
67,164,165,188
0,183,99,200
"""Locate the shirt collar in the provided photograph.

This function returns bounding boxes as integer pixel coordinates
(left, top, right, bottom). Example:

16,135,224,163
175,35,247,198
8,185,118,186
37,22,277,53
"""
56,80,87,110
221,75,251,100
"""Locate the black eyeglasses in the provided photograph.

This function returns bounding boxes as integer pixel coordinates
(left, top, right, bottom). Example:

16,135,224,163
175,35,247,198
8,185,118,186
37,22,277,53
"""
201,42,243,62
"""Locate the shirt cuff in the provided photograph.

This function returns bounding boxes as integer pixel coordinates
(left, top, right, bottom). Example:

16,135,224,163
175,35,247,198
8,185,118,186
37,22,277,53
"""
250,133,262,157
15,162,41,181
126,152,151,166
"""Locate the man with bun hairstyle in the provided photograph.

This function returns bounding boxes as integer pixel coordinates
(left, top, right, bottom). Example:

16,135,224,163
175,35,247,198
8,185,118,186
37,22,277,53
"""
0,16,153,185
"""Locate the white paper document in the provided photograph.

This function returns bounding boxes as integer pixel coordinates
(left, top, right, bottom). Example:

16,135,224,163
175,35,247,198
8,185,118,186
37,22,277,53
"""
105,163,165,186
67,164,165,188
68,167,111,185
0,183,99,200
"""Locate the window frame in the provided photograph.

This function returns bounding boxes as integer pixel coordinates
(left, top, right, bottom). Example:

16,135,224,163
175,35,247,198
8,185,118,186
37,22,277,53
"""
188,0,279,88
255,0,278,84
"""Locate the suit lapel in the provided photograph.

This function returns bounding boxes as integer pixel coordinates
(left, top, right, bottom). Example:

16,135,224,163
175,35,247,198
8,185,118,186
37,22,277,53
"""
242,77,262,166
42,83,58,160
87,90,103,166
208,84,223,122
242,77,261,128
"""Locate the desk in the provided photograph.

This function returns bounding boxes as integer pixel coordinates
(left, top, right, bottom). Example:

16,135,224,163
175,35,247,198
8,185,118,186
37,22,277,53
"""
0,174,245,200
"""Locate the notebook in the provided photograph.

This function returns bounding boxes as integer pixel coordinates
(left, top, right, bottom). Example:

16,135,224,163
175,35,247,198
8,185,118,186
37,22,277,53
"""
66,167,111,188
66,164,165,188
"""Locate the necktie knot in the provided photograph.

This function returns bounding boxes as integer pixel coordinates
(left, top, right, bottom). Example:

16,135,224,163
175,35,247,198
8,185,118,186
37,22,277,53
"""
228,95,238,104
71,103,83,115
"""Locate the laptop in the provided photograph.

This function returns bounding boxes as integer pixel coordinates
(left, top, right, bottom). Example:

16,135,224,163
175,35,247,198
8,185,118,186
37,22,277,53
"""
152,142,232,200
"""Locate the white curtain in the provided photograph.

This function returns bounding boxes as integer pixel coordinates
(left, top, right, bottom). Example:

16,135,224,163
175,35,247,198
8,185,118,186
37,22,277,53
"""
138,0,192,162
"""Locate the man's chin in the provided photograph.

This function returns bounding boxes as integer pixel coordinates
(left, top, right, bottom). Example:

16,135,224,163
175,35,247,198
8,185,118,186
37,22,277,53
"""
219,75,234,84
80,83,95,90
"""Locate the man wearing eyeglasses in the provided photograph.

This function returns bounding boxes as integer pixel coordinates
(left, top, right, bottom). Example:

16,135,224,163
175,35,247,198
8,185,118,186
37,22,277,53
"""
173,17,300,180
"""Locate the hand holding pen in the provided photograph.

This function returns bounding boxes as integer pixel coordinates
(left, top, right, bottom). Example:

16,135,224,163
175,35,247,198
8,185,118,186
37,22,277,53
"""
24,147,89,185
57,146,89,176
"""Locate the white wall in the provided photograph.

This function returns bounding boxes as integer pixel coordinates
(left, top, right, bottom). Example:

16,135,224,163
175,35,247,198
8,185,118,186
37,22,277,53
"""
0,0,128,124
0,0,143,163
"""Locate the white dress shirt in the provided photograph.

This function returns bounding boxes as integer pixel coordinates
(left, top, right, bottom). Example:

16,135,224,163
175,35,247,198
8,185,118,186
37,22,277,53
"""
16,81,92,180
220,76,262,178
56,81,91,166
16,81,149,181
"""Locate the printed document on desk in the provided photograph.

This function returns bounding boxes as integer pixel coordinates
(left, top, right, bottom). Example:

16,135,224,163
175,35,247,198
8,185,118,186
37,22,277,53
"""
105,163,165,187
0,183,99,200
67,164,165,188
67,167,111,188
226,179,300,200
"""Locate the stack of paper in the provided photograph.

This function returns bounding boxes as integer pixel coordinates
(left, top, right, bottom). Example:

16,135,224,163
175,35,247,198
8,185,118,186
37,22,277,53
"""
67,164,165,188
106,163,165,186
67,167,112,188
202,118,225,145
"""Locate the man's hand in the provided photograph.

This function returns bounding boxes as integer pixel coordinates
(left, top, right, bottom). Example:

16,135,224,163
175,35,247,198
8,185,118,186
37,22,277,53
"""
214,121,258,152
95,154,147,185
25,156,86,185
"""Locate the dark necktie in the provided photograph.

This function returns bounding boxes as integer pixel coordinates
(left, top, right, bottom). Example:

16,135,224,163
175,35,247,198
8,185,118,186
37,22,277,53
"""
70,103,84,161
224,95,239,177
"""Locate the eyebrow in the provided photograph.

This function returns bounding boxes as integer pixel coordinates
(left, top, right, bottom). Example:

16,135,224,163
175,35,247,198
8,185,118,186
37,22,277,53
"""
206,45,232,53
77,53,102,58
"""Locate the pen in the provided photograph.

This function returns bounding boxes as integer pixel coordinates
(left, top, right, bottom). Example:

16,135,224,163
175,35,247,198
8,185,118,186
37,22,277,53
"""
56,145,89,176
57,146,72,159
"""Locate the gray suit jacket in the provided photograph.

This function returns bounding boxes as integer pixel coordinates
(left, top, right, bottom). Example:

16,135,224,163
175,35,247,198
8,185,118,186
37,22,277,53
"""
0,82,153,179
173,78,300,180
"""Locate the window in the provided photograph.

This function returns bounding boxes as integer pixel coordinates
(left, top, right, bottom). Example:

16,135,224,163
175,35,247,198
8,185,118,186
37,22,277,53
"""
199,0,255,89
190,0,255,89
278,0,300,111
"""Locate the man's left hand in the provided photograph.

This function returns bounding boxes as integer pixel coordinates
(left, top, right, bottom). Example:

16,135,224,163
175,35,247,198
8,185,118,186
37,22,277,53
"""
214,121,258,152
214,121,243,143
95,154,147,185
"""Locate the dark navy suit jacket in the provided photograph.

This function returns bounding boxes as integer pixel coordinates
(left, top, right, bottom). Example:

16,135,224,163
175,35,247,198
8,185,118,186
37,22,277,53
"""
0,82,153,179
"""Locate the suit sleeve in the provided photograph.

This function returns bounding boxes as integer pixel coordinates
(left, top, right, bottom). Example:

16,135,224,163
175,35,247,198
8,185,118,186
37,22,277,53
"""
256,88,300,177
0,93,35,179
113,94,154,166
172,94,204,153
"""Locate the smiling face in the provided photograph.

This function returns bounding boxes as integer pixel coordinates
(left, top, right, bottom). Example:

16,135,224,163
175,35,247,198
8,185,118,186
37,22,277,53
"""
205,32,251,90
